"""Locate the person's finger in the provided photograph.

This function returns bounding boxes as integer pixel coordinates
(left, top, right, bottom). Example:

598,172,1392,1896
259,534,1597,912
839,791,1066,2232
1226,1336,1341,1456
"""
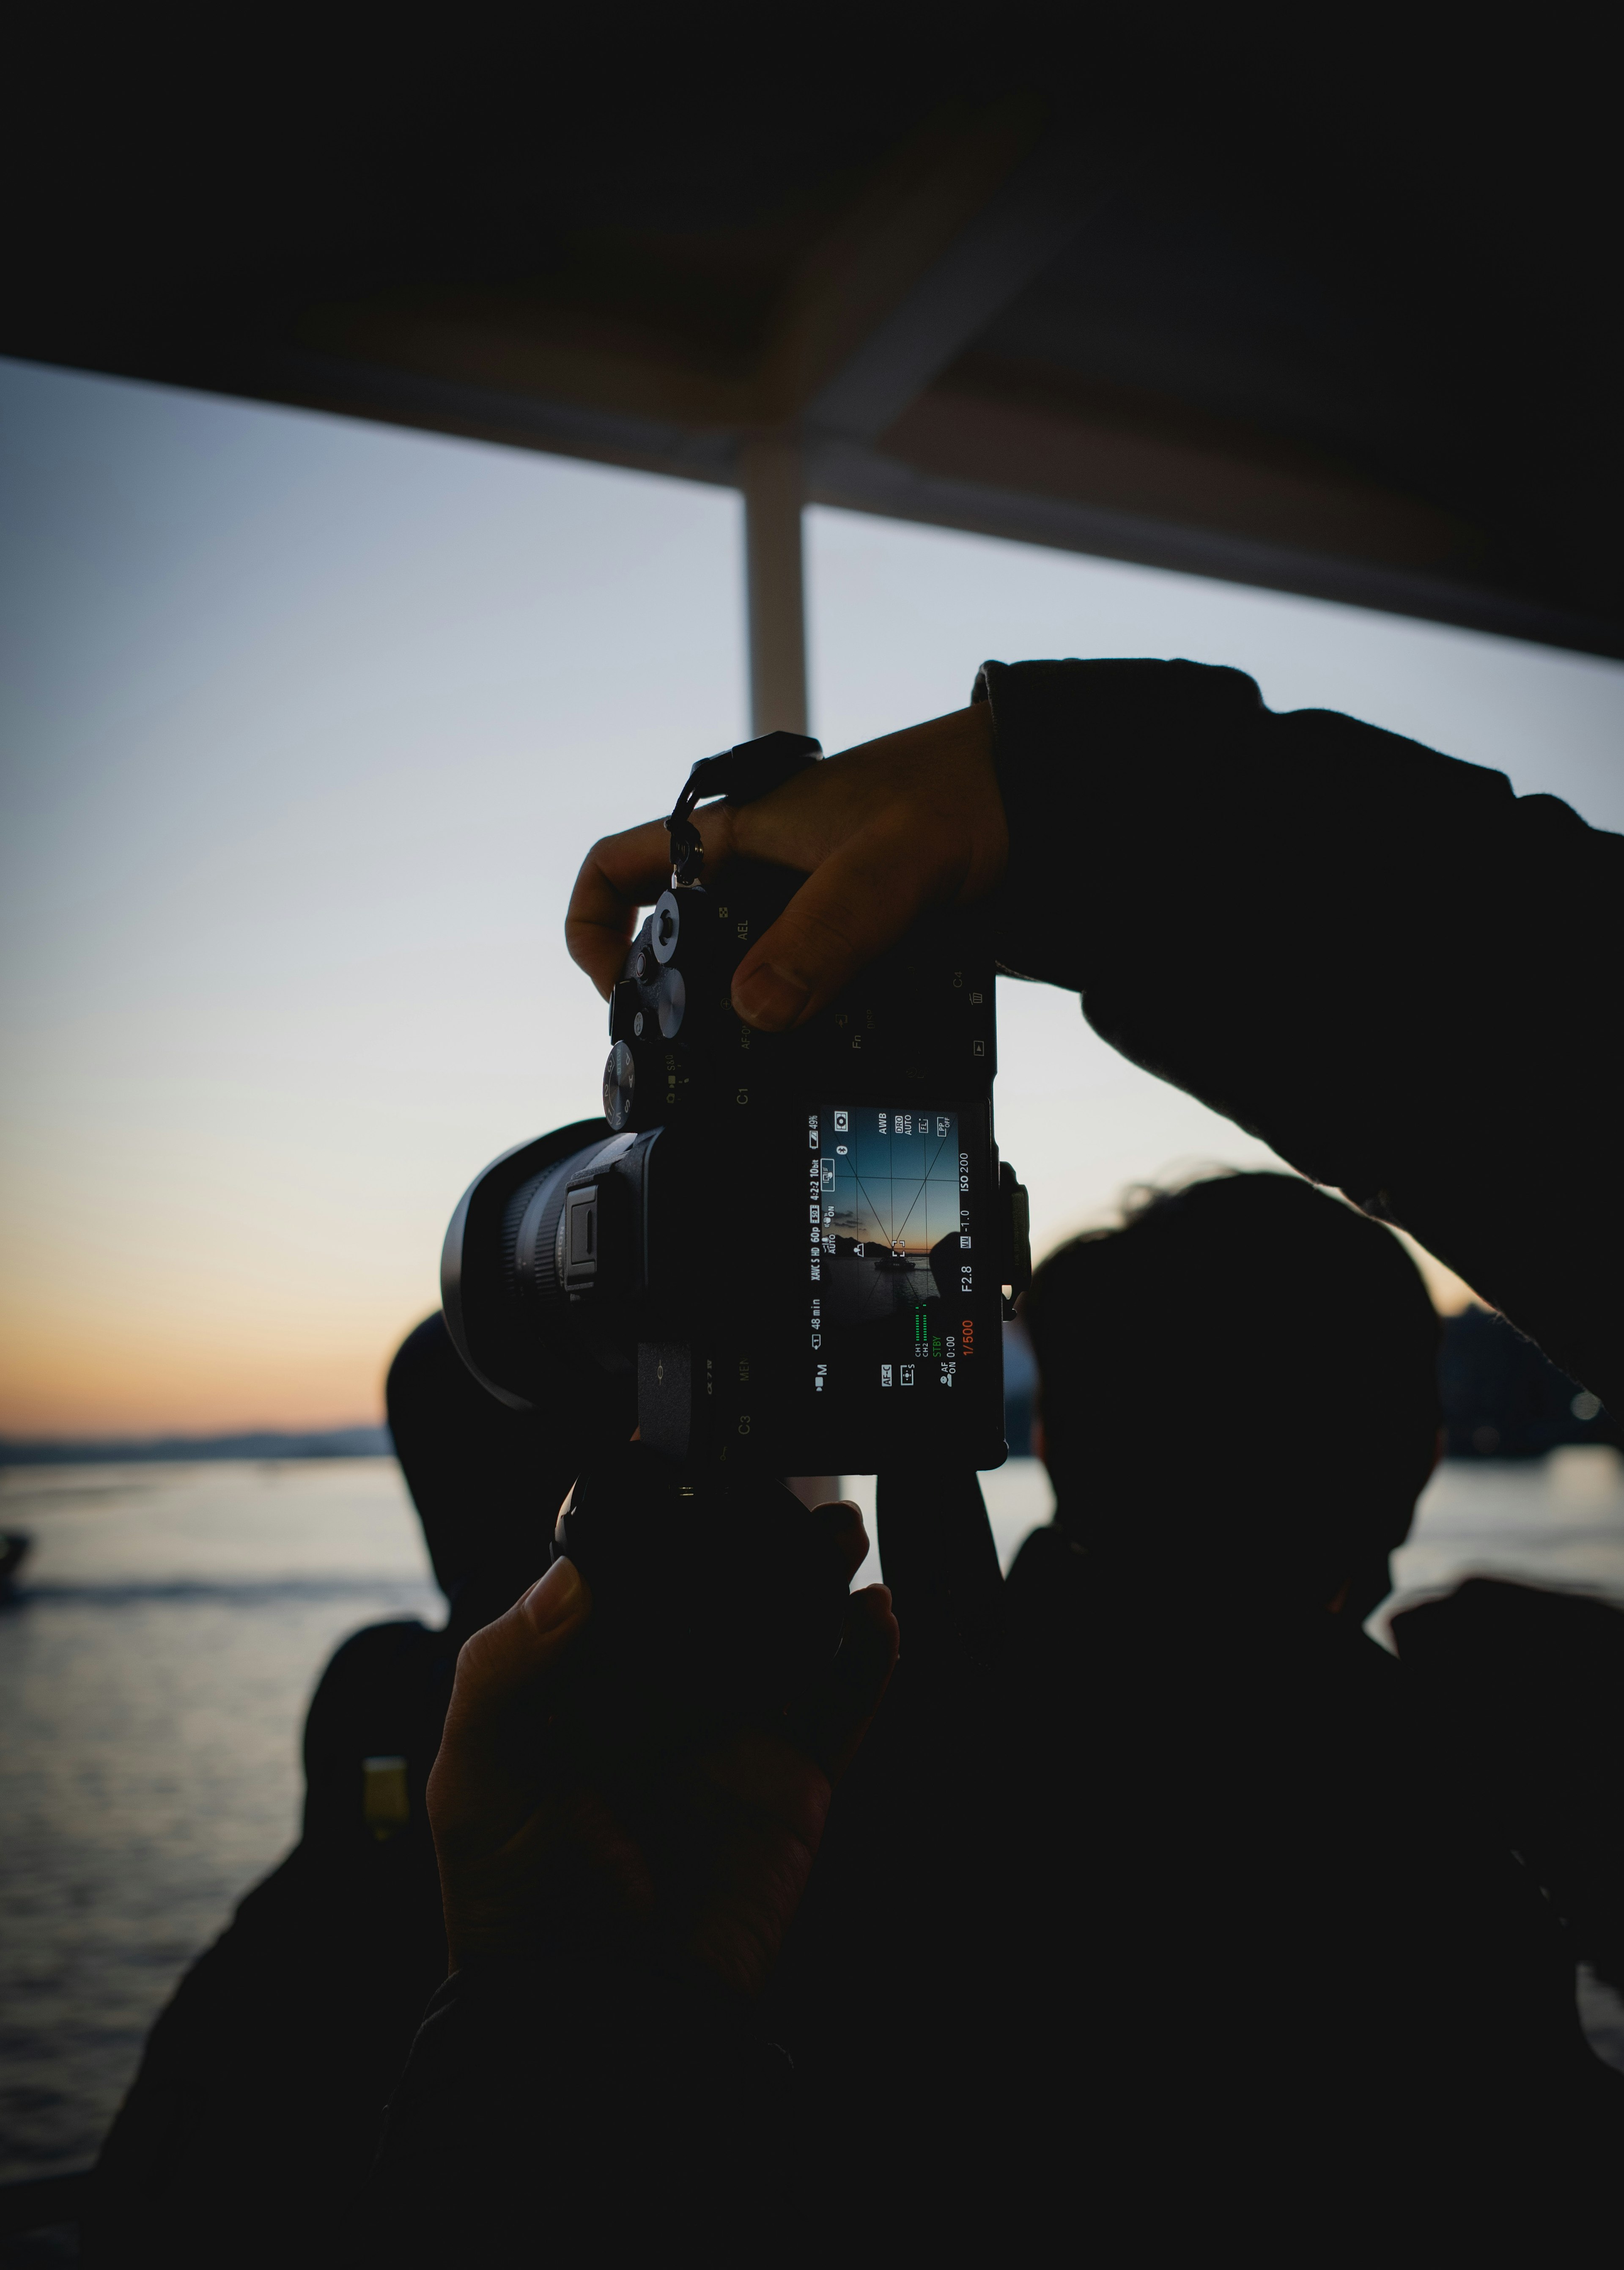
791,1584,899,1785
730,811,943,1030
429,1559,593,1843
564,819,671,997
656,1587,897,1996
808,1496,870,1587
565,806,741,997
431,1561,662,1968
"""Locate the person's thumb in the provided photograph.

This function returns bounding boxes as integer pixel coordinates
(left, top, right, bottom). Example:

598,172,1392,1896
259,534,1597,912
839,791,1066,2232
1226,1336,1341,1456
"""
790,1584,899,1785
730,813,941,1031
436,1562,595,1770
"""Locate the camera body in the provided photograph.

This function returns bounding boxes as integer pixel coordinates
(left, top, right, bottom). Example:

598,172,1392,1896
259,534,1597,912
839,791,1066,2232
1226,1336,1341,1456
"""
442,736,1028,1474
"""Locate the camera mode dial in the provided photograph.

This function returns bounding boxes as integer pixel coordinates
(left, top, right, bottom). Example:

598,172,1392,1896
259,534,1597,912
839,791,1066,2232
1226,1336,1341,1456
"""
603,1040,636,1131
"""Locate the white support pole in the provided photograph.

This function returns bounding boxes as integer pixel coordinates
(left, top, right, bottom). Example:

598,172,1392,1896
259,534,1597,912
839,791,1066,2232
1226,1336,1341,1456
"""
740,434,809,737
743,438,817,1513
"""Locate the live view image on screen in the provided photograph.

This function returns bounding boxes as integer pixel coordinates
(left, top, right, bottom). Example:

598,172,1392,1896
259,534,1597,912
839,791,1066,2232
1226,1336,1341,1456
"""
804,1106,977,1399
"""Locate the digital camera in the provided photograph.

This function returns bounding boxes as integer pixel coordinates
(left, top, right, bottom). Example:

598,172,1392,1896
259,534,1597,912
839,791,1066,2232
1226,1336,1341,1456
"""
442,733,1029,1475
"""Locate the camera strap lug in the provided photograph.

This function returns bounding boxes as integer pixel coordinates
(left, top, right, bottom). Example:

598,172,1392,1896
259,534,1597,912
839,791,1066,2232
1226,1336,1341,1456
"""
666,729,822,885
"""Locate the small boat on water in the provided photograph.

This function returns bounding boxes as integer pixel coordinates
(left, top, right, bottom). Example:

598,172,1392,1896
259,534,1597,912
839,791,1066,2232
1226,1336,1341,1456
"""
0,1532,32,1601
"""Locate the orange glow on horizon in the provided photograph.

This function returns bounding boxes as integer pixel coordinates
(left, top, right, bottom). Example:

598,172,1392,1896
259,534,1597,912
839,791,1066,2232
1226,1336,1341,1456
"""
0,1232,1484,1441
0,1303,426,1439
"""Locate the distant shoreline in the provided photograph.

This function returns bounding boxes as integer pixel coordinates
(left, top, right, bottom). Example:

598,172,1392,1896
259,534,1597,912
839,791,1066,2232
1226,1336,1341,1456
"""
0,1427,391,1468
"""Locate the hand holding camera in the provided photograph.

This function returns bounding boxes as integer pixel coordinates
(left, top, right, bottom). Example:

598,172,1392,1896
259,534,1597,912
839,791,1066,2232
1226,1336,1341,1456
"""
427,1470,896,2001
446,718,1027,1478
566,701,1007,1029
431,716,1018,2009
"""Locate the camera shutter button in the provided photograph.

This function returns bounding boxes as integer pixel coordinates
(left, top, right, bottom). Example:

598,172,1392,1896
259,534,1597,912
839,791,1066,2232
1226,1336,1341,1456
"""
651,890,681,966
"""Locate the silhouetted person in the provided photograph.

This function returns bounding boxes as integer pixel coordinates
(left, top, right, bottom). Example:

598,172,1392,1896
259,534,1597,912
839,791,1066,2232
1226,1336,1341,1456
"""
84,1305,633,2268
992,1175,1620,2222
88,653,1624,2258
528,659,1624,2247
1393,1576,1624,2005
759,1174,1620,2245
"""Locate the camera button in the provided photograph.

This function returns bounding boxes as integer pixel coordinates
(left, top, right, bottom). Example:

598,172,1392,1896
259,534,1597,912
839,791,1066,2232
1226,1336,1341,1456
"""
652,889,682,965
656,967,686,1039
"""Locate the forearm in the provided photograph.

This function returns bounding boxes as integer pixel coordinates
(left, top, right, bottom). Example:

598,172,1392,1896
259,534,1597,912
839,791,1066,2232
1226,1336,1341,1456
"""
977,657,1624,1406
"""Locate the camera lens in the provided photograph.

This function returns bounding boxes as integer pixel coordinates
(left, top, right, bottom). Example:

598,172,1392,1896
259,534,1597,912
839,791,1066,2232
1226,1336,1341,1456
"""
603,1040,636,1131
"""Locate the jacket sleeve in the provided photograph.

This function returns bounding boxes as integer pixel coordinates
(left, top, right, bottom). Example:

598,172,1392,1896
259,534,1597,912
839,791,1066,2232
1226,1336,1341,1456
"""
360,1959,800,2262
974,658,1624,1413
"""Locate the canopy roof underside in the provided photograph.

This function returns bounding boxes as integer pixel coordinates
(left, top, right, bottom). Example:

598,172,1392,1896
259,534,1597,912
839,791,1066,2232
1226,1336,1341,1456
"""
8,33,1619,656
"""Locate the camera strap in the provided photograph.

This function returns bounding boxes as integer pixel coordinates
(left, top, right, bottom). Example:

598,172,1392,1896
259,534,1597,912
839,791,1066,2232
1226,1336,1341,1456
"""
666,729,822,885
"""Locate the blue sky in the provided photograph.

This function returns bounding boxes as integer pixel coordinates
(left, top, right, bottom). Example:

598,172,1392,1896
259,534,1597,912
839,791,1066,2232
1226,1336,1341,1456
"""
3,354,1621,1432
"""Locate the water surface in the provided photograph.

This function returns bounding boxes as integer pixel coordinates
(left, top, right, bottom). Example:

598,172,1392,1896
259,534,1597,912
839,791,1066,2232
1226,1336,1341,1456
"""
0,1460,435,2185
4,1449,1623,2183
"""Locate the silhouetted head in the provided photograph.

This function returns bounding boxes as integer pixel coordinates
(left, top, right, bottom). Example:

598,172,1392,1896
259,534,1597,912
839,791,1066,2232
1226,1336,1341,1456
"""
1020,1172,1441,1613
386,1311,634,1615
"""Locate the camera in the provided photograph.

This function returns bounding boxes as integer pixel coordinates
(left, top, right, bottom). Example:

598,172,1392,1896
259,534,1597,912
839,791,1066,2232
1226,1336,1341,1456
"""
442,732,1029,1475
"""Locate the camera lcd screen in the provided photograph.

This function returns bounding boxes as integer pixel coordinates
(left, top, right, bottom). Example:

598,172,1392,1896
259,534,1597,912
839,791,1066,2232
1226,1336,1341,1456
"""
804,1106,977,1401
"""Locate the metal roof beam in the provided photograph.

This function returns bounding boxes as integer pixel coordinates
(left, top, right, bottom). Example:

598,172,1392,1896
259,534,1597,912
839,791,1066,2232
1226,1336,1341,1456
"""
801,128,1130,443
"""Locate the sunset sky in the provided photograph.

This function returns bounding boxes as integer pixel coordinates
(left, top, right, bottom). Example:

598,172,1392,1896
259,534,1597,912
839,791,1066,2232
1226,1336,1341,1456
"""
4,354,1623,1437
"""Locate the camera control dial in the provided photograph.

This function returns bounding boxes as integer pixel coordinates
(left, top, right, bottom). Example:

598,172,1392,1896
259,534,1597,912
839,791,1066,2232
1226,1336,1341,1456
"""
655,967,686,1039
603,1039,636,1131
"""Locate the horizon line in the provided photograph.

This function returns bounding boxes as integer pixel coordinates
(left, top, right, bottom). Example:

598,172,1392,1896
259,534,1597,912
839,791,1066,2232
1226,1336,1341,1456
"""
0,1423,391,1468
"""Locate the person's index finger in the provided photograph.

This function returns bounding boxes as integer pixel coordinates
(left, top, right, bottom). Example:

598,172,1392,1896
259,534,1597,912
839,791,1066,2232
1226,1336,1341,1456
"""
442,1558,593,1745
565,806,742,996
565,818,670,996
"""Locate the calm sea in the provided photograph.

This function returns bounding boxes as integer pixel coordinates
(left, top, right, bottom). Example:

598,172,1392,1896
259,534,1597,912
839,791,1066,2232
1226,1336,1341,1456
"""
3,1449,1624,2188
